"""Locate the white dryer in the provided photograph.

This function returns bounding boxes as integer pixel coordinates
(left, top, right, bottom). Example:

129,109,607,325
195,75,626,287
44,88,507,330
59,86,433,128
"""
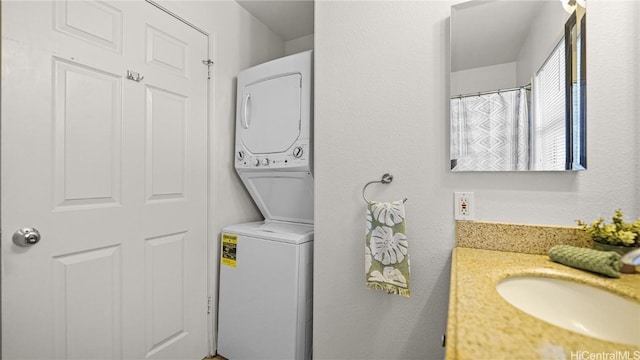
234,50,313,224
217,50,314,360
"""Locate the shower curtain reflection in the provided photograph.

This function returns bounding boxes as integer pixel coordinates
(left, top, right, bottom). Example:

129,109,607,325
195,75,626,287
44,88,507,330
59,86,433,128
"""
450,88,529,171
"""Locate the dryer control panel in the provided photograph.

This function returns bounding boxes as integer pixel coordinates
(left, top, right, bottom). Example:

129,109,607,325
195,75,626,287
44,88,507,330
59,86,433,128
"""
235,142,310,172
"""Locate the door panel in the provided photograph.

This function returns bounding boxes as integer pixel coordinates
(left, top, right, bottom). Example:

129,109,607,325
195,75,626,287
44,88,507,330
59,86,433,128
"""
146,86,187,201
146,25,189,77
53,58,123,209
54,0,124,53
135,4,209,358
2,1,209,359
53,245,123,359
145,232,188,357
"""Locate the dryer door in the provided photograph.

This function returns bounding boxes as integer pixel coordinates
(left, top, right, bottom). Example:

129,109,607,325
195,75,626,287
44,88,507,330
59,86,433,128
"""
239,74,301,154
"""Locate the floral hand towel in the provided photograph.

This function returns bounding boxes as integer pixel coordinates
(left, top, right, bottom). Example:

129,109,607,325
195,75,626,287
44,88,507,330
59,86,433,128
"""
365,200,410,298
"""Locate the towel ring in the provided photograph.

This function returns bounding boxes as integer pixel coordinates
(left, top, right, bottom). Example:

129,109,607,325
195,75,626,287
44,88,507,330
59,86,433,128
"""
362,173,408,204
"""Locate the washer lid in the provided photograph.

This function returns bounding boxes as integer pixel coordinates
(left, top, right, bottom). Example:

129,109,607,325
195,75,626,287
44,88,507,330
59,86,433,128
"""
239,170,313,225
239,73,302,154
222,221,314,244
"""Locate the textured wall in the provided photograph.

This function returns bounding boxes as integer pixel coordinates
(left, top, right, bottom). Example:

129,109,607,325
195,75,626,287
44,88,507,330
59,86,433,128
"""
314,1,639,359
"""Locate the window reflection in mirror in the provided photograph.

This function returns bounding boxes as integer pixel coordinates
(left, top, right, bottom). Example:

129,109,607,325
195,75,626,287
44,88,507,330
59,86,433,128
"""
450,0,586,171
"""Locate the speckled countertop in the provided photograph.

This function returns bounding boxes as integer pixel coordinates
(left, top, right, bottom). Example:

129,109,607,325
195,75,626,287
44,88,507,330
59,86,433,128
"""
446,247,640,359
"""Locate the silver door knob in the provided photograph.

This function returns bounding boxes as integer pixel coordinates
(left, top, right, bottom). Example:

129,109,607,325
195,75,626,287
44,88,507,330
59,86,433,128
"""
13,228,41,247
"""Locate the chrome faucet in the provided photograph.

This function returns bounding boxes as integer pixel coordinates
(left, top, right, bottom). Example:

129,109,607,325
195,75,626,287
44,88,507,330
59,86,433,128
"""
620,248,640,274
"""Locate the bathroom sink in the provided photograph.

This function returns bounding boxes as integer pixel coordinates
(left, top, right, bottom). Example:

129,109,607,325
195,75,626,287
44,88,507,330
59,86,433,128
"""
496,276,640,346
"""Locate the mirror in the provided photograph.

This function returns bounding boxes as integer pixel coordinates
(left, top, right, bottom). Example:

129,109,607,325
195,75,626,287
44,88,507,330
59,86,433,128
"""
450,0,586,171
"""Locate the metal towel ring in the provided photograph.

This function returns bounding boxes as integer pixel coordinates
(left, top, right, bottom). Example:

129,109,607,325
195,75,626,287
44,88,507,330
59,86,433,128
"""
362,173,408,203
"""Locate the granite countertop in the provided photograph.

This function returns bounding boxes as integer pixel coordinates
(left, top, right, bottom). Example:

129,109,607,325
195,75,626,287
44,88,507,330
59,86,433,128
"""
445,247,640,359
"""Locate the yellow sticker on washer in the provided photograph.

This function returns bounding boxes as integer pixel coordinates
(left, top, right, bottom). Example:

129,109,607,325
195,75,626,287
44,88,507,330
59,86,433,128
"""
221,233,238,267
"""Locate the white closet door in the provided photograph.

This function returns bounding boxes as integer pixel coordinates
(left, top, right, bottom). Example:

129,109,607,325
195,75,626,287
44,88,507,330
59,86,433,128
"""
1,1,209,358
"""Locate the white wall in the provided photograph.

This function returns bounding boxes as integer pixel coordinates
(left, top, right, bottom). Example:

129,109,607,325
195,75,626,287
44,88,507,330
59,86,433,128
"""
450,62,517,96
314,1,639,359
286,34,315,55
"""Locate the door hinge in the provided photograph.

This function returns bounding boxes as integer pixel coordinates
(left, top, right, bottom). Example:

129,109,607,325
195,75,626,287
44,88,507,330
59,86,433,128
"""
202,59,214,79
207,296,212,315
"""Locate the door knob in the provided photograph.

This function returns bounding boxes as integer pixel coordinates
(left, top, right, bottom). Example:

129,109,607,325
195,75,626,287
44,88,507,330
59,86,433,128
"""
13,228,41,247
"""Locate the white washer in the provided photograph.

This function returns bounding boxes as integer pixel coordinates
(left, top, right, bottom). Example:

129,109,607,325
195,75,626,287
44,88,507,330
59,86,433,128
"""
217,222,313,360
218,51,314,360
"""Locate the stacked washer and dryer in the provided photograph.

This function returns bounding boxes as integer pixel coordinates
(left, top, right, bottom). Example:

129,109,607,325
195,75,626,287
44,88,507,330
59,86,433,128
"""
217,50,314,360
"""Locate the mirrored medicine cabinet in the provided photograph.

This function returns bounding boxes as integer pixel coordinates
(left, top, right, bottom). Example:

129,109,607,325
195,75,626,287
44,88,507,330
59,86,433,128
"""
450,0,586,172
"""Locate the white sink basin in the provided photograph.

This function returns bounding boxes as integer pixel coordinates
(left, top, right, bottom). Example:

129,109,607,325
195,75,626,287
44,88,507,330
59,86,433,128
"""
496,276,640,346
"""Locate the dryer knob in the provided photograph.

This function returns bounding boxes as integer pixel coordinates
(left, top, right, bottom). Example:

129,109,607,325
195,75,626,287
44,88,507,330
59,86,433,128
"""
237,150,245,161
253,158,260,166
293,146,303,158
262,158,270,166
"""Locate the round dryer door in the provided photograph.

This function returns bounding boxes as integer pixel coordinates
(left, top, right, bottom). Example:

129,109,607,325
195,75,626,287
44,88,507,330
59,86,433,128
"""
239,73,302,154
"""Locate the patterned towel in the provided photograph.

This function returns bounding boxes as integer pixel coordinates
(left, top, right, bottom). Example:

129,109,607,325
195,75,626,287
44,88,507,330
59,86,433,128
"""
365,200,410,298
549,245,622,278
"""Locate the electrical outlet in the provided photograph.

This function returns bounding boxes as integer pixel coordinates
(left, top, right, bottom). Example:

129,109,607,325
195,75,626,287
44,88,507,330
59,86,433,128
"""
454,192,474,220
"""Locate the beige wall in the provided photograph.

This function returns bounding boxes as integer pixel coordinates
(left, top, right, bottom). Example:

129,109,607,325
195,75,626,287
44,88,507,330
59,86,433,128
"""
314,1,639,359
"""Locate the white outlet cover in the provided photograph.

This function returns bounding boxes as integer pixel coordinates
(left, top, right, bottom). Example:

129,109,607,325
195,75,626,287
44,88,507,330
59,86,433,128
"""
454,192,474,220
